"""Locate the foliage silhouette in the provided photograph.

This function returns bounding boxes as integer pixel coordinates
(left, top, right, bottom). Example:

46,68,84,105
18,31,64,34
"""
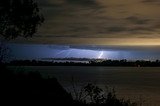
71,83,137,106
0,0,44,39
0,41,10,63
9,59,160,67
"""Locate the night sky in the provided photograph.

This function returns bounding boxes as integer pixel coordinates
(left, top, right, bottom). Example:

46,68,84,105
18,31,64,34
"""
8,0,160,60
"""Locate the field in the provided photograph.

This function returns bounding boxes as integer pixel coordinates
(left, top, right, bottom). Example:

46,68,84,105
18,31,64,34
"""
9,66,160,106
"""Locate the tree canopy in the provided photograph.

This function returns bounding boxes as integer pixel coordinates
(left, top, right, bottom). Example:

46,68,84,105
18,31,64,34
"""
0,0,44,39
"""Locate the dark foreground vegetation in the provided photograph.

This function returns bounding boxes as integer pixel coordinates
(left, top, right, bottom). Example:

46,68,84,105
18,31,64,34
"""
9,59,160,67
0,64,137,106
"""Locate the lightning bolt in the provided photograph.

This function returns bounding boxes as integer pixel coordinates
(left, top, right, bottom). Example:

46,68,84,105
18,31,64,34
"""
98,51,104,59
65,49,73,58
54,50,66,57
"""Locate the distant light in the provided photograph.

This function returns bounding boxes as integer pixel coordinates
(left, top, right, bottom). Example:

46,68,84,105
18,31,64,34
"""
98,51,104,59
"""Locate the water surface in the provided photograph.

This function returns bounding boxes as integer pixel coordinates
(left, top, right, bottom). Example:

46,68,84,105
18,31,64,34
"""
9,66,160,106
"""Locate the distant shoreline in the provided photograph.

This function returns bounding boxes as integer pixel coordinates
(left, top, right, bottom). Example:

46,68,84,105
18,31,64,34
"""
6,59,160,67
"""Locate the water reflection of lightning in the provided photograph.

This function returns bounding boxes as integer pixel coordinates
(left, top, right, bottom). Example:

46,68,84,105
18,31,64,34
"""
98,51,104,59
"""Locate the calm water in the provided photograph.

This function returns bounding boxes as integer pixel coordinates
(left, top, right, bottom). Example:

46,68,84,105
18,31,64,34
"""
9,66,160,106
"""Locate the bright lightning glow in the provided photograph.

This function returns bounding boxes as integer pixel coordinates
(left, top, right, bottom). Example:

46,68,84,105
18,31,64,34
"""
65,49,73,57
54,50,66,57
98,51,104,59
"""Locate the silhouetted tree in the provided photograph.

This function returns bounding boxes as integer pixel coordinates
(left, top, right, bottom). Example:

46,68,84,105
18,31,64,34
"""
0,0,44,39
0,41,9,64
84,83,105,104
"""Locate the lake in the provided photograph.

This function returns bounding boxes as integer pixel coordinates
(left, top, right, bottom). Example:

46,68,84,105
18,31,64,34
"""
9,66,160,106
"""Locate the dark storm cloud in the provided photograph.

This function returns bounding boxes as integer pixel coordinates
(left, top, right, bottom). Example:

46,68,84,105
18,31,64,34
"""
36,0,103,36
99,25,154,35
38,0,60,7
142,0,160,3
69,45,132,51
68,25,90,33
68,45,160,51
129,27,155,33
38,0,100,7
48,45,70,50
9,0,160,45
46,44,160,52
39,0,102,16
66,0,98,6
100,16,154,34
125,16,150,25
106,26,128,33
36,0,159,38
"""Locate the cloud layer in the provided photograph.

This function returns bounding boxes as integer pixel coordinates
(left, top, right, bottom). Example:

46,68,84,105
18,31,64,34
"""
11,0,160,45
